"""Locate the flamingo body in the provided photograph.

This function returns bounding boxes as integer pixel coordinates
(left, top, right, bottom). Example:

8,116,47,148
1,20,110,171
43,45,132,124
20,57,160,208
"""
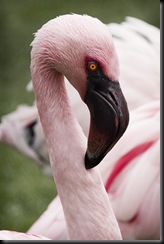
103,100,160,240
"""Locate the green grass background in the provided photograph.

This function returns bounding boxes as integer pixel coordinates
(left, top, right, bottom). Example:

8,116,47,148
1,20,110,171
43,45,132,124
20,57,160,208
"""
0,0,160,234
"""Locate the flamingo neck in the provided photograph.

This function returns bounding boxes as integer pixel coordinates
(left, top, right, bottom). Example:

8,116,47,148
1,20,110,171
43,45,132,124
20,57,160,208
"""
33,72,122,240
34,73,86,170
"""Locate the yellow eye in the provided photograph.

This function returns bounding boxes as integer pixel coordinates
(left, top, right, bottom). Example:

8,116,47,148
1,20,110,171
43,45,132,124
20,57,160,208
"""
88,61,97,71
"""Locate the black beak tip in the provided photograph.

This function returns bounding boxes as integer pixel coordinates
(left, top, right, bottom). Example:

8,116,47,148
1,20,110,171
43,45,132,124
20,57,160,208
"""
85,153,100,169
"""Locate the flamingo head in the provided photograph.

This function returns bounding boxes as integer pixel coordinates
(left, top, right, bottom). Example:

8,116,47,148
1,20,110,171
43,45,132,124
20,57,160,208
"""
31,14,129,169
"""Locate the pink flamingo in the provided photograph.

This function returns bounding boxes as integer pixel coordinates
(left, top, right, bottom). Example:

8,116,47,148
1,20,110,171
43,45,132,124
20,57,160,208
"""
0,16,160,240
27,16,160,240
0,13,130,240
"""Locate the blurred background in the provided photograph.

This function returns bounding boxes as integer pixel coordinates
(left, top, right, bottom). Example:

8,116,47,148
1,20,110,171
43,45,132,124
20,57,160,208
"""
0,0,160,233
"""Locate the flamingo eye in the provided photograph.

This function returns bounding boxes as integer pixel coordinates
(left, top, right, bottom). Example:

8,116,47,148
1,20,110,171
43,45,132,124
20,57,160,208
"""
88,61,98,71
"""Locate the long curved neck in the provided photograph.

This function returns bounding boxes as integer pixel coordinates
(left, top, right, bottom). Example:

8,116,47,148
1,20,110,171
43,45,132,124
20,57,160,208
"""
33,72,122,240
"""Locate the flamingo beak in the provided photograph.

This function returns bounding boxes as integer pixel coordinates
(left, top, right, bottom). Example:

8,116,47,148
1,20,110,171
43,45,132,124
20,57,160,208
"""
84,75,129,169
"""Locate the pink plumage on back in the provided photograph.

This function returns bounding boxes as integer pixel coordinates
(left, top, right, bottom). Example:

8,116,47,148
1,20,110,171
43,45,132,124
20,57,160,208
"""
102,100,160,240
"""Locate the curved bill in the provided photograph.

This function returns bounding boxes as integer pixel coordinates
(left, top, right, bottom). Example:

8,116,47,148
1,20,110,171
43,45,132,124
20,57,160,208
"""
84,77,129,169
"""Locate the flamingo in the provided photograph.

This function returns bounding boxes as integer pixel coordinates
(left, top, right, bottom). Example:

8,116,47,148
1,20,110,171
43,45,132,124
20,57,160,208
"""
26,16,160,240
0,13,130,240
0,15,160,240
